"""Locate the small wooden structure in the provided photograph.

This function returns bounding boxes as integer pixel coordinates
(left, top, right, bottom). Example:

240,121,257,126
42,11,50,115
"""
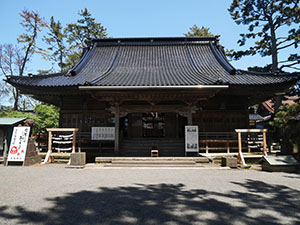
235,129,267,166
42,128,78,164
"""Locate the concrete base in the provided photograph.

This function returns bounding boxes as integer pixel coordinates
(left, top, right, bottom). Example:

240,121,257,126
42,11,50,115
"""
262,163,298,173
221,157,238,168
70,152,86,166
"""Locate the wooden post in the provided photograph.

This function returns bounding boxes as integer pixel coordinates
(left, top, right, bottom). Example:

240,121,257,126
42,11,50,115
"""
226,141,230,154
42,131,53,164
263,130,267,156
237,131,246,166
72,130,77,153
114,105,120,155
187,111,193,125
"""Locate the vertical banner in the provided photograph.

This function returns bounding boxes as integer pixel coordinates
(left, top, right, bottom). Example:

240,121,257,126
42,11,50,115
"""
8,127,30,162
185,126,199,154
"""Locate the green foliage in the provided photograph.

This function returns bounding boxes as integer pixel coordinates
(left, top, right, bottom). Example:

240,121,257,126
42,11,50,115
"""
44,8,108,71
0,109,31,119
33,104,59,134
228,0,300,72
247,64,273,72
65,8,107,50
270,103,300,144
184,25,214,37
43,16,67,72
0,104,59,134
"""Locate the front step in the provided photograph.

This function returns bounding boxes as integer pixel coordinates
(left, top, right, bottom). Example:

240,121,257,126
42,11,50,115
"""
0,156,4,164
96,157,210,164
121,138,185,157
111,160,196,165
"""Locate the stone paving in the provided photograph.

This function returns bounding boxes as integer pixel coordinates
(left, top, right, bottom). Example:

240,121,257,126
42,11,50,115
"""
0,164,299,225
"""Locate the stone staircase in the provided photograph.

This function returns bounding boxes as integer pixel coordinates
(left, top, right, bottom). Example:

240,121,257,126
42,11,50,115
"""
120,138,185,157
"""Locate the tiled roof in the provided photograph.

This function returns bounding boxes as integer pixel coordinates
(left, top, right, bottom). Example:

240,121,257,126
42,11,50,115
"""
262,96,300,114
6,37,299,88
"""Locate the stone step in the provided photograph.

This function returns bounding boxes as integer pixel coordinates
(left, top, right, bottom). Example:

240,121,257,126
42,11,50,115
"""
0,156,4,164
111,160,196,165
96,157,210,164
104,164,205,167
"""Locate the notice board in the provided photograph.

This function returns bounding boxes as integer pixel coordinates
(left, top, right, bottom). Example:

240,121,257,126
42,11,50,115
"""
91,127,115,140
7,127,30,162
185,126,199,153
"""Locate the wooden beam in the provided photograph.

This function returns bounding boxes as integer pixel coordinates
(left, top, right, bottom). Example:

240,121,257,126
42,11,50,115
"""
114,105,120,155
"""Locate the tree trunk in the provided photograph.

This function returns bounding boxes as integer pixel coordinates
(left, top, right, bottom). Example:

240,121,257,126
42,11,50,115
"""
269,19,278,73
13,88,19,111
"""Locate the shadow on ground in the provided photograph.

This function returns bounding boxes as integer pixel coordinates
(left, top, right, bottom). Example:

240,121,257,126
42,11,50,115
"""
0,179,299,225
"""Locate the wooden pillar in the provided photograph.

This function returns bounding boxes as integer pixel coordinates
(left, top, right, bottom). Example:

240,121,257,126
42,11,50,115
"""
114,105,120,155
187,111,193,125
263,130,267,156
237,131,246,166
72,130,77,153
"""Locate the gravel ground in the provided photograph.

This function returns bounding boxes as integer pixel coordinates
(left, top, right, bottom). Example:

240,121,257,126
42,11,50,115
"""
0,164,299,225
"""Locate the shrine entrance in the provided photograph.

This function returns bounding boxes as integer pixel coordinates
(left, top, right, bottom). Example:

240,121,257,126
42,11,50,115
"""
122,112,187,139
119,112,187,156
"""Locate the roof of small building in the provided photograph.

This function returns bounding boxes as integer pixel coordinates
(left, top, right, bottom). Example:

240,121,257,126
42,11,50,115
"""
262,96,300,114
0,117,26,126
6,36,299,88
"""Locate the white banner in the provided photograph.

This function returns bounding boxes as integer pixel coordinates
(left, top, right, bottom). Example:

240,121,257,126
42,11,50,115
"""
185,126,199,153
8,127,30,162
91,127,115,140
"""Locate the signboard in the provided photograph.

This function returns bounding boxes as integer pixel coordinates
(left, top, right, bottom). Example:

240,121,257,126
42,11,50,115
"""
91,127,115,140
185,126,199,153
7,127,30,162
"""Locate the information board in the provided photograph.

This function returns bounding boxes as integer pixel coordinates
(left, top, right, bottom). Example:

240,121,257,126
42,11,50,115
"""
185,126,199,153
7,127,30,162
91,127,115,140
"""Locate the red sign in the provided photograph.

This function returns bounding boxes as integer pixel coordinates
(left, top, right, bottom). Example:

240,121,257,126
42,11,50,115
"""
10,146,18,154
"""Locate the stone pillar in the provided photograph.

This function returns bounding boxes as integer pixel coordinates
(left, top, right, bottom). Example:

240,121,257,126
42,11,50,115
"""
114,105,120,155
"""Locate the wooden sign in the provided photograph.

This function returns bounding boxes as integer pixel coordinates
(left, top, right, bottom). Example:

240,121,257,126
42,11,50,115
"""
91,127,115,140
7,127,30,162
185,126,199,154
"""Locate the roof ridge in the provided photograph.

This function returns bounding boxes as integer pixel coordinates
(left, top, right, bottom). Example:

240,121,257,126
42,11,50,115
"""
91,36,218,44
239,70,300,77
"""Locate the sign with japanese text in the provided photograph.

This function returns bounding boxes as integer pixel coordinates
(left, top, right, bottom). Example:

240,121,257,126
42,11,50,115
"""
185,126,199,153
91,127,115,140
8,127,30,162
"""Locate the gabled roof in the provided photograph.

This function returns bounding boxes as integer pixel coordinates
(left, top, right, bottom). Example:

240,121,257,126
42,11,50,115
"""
6,36,299,88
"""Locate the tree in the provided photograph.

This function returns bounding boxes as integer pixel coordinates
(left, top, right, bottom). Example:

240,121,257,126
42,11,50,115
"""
0,44,35,111
270,103,300,155
0,103,59,134
228,0,300,72
64,8,107,69
44,16,67,72
33,104,59,134
0,10,47,110
184,25,214,37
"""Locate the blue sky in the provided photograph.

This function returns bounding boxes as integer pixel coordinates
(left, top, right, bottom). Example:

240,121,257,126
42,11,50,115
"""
1,0,275,75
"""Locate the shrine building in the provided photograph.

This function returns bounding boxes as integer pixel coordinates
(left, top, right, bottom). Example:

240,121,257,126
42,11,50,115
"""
6,36,299,158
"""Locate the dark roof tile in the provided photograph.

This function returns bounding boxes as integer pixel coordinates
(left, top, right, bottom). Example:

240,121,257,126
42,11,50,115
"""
6,37,299,88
